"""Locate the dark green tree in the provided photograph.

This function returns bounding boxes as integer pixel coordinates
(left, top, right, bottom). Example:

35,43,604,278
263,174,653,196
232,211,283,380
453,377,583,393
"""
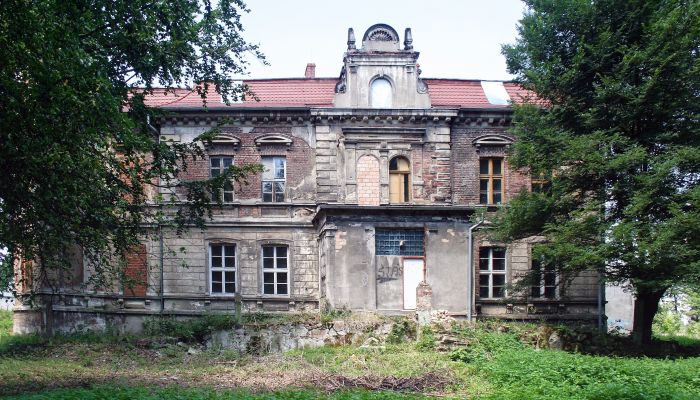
0,1,264,296
498,0,700,344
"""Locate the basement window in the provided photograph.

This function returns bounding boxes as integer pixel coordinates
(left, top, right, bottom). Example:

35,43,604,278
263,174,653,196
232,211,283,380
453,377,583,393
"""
375,229,424,256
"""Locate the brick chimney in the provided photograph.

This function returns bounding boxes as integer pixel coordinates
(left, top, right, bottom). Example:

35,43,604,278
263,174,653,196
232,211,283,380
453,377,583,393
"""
304,63,316,78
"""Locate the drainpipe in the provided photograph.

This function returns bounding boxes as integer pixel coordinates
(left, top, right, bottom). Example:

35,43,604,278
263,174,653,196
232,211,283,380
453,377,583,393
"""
597,269,605,333
159,222,164,313
467,218,484,321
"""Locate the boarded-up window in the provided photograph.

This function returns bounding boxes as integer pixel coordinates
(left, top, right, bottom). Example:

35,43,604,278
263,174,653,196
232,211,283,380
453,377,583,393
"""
124,244,147,297
389,157,410,203
357,155,380,206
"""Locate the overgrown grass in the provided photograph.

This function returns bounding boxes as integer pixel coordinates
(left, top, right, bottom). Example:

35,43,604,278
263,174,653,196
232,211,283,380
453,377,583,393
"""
1,310,700,399
449,327,700,400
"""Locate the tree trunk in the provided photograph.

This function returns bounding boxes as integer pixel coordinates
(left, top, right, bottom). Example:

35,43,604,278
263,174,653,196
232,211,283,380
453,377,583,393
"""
631,289,666,345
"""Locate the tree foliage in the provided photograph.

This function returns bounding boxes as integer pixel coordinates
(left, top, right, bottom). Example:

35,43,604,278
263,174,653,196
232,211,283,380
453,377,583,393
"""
0,0,265,295
498,0,700,343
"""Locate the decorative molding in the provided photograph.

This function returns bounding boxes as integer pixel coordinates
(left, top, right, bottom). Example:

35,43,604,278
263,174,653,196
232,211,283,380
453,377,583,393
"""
211,134,240,146
471,134,514,148
255,134,292,147
362,24,399,42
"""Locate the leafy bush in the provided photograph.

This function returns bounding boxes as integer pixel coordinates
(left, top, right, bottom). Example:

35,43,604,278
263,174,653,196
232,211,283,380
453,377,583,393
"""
415,326,435,351
386,318,416,344
143,314,236,342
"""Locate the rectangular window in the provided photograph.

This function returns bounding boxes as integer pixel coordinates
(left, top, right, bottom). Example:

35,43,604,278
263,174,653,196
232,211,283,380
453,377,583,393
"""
262,156,286,202
479,158,503,205
479,247,506,298
210,244,236,294
262,245,289,296
210,157,234,203
531,258,557,299
375,229,424,256
531,173,551,193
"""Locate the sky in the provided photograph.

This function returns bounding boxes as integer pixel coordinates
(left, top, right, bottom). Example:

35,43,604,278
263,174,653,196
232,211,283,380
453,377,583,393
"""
238,0,527,81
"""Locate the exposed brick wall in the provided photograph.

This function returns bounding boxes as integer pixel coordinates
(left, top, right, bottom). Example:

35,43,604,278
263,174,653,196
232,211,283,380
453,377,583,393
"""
452,125,530,205
171,126,314,202
420,143,452,203
124,244,147,297
356,155,380,206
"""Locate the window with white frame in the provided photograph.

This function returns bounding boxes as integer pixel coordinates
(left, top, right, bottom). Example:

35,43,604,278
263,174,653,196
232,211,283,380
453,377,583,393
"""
262,245,289,295
262,156,286,202
210,244,236,294
210,156,234,202
479,247,506,298
531,257,557,299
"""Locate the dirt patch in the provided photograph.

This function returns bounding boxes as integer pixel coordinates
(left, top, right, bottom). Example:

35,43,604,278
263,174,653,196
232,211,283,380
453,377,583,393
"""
311,371,454,392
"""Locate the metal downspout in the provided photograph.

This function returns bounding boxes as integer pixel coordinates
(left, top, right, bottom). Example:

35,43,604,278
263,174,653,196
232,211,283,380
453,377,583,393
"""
467,219,484,321
159,222,164,313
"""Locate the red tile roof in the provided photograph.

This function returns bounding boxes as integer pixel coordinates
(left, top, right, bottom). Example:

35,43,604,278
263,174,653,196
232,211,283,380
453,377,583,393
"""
142,78,536,109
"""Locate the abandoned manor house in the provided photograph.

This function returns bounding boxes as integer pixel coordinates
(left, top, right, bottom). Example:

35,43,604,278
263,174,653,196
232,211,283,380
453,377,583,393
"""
14,24,601,334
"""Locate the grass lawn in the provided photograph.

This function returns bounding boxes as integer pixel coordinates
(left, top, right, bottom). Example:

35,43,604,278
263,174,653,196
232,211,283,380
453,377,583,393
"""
1,311,699,399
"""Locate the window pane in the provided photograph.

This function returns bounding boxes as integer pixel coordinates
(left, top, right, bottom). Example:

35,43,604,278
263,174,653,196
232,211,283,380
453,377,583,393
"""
274,158,285,179
263,247,274,258
211,245,222,257
479,274,489,286
277,272,288,284
276,246,287,258
480,192,489,204
493,193,502,204
274,182,285,195
480,159,489,174
223,158,233,168
389,158,398,171
262,182,273,193
479,248,490,258
493,179,502,192
212,271,222,282
225,271,235,283
492,274,506,286
277,284,288,295
211,256,222,268
544,286,556,298
370,78,392,108
263,193,272,202
544,272,556,287
264,284,275,295
224,245,235,257
224,257,235,268
264,272,274,284
212,282,222,293
225,283,235,293
480,179,488,191
210,158,220,168
480,286,489,298
277,258,287,270
275,192,284,202
493,287,505,298
492,159,502,175
531,286,541,298
223,192,234,203
263,258,274,269
479,258,490,271
492,248,506,258
403,174,409,201
492,259,505,270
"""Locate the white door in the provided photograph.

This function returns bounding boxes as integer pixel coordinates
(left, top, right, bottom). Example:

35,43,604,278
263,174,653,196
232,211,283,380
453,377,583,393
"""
403,259,425,310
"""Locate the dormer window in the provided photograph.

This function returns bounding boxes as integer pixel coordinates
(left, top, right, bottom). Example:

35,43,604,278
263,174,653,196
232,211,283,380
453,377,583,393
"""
370,78,392,108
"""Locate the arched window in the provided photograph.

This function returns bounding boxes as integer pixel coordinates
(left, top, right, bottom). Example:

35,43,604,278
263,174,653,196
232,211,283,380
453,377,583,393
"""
370,78,392,108
389,157,411,203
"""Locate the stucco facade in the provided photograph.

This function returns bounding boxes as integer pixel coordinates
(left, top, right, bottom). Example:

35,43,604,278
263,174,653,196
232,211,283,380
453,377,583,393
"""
14,24,601,334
